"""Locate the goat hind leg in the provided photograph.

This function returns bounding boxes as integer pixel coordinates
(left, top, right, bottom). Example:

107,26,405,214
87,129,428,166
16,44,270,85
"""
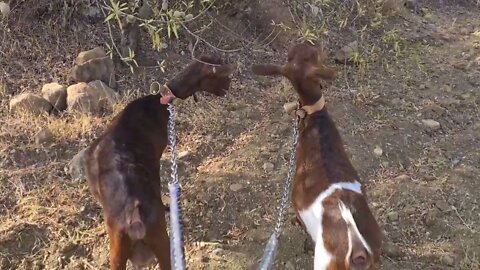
107,226,130,270
146,212,171,270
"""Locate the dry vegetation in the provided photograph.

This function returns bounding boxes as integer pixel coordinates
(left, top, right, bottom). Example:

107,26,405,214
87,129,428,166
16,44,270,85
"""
1,0,480,269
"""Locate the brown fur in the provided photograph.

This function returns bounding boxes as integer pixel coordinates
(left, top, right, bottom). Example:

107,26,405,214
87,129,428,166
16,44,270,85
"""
85,55,234,270
252,43,382,270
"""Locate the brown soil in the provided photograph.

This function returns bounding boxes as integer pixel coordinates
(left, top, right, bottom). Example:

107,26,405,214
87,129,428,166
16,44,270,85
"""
1,0,479,269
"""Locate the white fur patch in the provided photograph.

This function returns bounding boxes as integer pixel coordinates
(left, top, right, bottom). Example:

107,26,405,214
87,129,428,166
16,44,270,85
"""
339,201,372,255
298,181,362,269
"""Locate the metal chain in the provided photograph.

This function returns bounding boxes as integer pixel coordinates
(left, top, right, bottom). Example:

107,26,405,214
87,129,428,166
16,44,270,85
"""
167,104,186,270
258,117,300,270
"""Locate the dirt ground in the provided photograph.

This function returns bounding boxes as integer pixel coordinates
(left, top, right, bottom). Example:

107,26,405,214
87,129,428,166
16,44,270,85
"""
1,0,479,269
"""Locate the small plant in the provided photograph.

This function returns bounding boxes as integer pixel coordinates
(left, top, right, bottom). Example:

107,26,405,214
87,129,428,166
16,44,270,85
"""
383,30,405,57
104,0,129,28
298,23,322,44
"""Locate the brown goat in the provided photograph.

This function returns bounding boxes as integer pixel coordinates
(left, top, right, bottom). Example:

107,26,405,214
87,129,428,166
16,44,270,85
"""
85,55,234,270
252,43,382,270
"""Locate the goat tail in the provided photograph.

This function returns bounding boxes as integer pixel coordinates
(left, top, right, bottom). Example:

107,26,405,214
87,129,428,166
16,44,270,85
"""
126,200,146,240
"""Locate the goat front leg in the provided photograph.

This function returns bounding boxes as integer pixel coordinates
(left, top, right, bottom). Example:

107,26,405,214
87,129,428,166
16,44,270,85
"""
107,225,130,270
146,205,171,270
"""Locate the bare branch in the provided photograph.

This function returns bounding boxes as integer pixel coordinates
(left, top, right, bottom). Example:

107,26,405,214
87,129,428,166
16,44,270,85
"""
179,21,241,53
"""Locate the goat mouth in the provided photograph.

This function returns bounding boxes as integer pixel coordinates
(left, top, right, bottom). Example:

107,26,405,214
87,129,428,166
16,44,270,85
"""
159,94,176,105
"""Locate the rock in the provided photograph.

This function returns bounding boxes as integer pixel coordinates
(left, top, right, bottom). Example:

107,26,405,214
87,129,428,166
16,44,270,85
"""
0,1,10,17
285,261,295,270
394,174,410,181
68,147,88,180
334,41,358,64
212,248,225,258
75,47,106,65
383,242,402,257
404,206,416,215
67,83,100,114
373,146,383,157
421,119,441,130
161,0,168,10
173,11,185,18
387,211,399,221
185,14,194,20
391,97,402,106
405,0,418,11
474,122,480,131
381,0,406,13
459,92,472,100
60,242,78,255
419,84,427,90
70,56,116,88
263,162,275,172
459,27,471,35
423,104,446,116
435,200,450,212
81,6,103,23
35,128,54,145
229,183,243,192
87,80,118,109
42,82,67,111
178,151,189,159
441,255,455,266
9,93,52,116
423,175,436,182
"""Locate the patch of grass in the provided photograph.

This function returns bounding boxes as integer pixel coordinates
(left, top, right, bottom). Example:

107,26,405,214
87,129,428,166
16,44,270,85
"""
407,43,432,74
352,85,376,106
383,30,406,57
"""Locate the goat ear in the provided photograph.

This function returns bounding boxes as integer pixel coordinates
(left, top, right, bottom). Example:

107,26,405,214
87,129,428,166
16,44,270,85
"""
307,65,337,81
252,64,285,76
213,64,235,77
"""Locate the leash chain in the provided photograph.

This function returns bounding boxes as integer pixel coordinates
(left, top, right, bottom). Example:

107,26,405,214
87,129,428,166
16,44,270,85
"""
258,117,300,270
167,104,186,270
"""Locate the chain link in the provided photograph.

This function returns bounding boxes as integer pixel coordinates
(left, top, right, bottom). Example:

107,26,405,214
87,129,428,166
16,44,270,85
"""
258,117,300,270
167,104,186,270
167,105,179,185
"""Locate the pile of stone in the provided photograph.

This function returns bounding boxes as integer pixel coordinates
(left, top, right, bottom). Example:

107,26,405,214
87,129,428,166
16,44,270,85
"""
9,47,119,116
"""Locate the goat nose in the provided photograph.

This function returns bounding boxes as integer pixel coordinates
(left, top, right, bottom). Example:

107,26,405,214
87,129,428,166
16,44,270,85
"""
351,248,368,266
352,254,366,265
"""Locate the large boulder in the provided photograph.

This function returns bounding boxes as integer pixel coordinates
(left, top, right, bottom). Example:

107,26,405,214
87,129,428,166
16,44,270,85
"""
66,83,100,114
70,56,116,88
9,93,52,115
66,82,118,114
87,80,119,108
75,47,106,65
41,82,67,111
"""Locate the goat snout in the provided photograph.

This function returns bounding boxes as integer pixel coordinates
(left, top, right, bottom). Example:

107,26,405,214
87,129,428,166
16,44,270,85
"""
350,247,371,270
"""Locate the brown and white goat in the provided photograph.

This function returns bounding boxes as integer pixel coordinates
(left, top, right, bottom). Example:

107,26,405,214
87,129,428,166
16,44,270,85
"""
85,55,234,270
253,43,382,270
